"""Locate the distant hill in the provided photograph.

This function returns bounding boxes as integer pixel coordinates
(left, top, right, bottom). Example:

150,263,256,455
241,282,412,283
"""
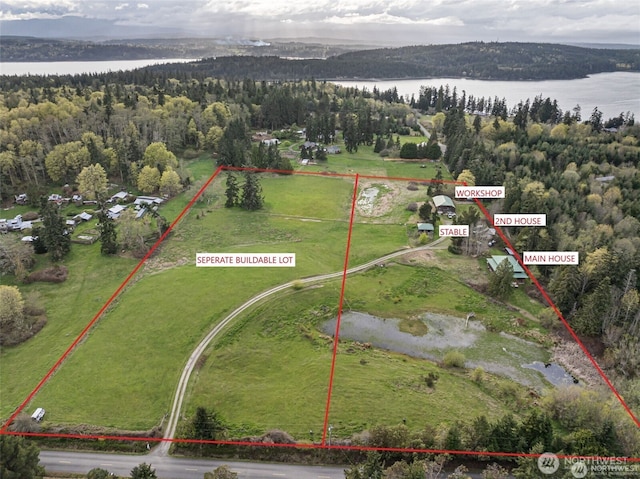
2,40,638,81
0,36,367,62
137,42,639,81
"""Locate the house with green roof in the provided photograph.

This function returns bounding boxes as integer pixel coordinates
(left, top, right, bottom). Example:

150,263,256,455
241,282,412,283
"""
417,223,434,233
432,195,456,215
486,255,528,282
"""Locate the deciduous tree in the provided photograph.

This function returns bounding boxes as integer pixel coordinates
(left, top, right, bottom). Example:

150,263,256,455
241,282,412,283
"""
159,167,182,197
45,141,90,183
0,234,34,281
0,285,25,344
137,165,161,194
77,163,108,200
143,142,178,172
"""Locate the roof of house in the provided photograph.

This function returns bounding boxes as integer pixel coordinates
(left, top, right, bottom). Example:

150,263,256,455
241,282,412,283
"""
487,255,528,279
111,191,128,200
134,196,163,206
595,175,615,183
76,212,93,221
417,223,434,232
432,195,455,209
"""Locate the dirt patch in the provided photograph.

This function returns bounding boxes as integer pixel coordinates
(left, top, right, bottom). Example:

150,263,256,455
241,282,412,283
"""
143,256,190,275
355,181,401,218
551,339,606,387
24,265,68,283
396,249,436,266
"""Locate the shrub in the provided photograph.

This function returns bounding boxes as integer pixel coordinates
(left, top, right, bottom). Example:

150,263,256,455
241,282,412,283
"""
443,350,466,368
407,183,419,191
21,211,39,221
182,148,201,159
419,233,428,245
406,202,418,212
471,366,484,383
291,280,304,290
25,265,68,283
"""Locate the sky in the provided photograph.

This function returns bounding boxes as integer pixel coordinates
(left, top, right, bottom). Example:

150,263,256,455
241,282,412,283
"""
1,0,639,45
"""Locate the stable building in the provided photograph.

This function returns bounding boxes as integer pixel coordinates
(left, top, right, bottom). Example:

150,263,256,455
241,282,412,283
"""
417,223,434,234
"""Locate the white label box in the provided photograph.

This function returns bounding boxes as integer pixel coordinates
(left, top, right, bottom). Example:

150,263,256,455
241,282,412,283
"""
196,253,296,267
439,225,469,237
494,214,546,227
455,186,505,199
522,252,579,265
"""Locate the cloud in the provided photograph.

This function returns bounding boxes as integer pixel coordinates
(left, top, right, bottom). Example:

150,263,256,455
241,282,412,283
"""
0,0,637,45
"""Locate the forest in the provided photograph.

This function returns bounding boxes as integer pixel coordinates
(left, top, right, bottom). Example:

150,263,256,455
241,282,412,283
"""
2,40,639,81
0,69,639,465
0,36,362,63
417,84,640,398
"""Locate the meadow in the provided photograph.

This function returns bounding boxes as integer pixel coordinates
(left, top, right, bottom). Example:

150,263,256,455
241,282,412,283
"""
1,139,550,437
185,261,545,439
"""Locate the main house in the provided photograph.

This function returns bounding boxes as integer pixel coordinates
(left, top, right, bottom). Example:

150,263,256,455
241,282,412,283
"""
486,255,528,282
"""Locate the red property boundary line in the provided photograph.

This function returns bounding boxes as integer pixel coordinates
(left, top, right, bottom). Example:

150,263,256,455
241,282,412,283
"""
321,173,360,446
1,167,637,460
0,165,224,434
2,430,639,464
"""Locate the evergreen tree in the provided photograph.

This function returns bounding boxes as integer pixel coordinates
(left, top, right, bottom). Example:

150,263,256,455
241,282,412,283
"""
39,198,71,262
488,259,514,300
399,142,418,159
433,167,444,195
418,202,432,221
0,435,44,479
219,118,250,167
241,172,264,211
343,113,359,153
130,463,157,479
97,207,118,255
193,407,225,441
373,135,385,153
224,172,240,208
473,115,482,134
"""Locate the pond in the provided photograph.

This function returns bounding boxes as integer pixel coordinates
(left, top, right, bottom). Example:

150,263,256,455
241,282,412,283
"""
522,361,578,387
322,311,573,390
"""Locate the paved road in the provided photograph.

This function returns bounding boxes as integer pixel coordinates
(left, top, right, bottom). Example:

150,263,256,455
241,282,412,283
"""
158,238,449,455
40,450,347,479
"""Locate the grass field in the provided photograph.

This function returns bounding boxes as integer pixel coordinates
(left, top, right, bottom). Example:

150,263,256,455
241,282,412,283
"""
185,266,533,439
1,143,549,436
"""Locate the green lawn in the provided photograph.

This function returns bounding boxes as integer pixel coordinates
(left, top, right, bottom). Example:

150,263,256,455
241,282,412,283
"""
0,243,137,419
185,273,520,439
1,152,549,435
20,173,359,429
